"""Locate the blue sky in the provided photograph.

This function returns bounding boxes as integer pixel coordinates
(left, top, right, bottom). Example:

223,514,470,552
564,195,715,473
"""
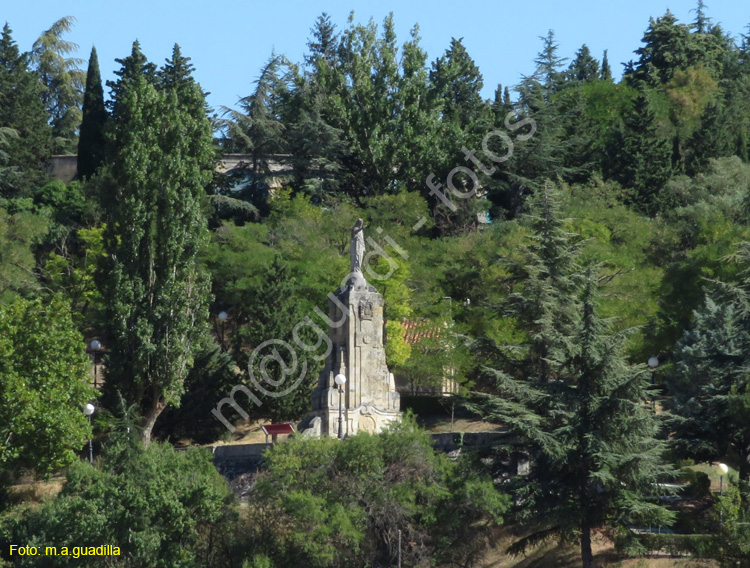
3,1,749,112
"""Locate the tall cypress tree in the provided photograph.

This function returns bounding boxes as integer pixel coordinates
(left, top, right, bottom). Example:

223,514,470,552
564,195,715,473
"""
611,93,673,212
600,50,613,81
77,46,107,179
101,44,212,445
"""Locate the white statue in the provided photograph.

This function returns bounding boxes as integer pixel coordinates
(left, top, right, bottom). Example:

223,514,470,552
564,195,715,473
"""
350,218,365,273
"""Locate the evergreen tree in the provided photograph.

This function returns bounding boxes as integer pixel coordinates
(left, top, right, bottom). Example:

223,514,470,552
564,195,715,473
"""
222,53,289,213
472,238,672,568
101,46,213,445
533,29,568,97
692,0,710,34
429,37,486,128
566,44,600,86
668,243,750,482
0,23,51,195
427,36,488,231
284,13,349,200
30,16,85,154
106,40,156,117
626,11,694,87
600,50,612,81
234,256,321,422
494,184,584,382
305,12,338,66
77,46,107,179
611,93,673,213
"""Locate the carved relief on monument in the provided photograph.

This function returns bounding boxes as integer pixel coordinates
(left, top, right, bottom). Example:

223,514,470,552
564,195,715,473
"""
359,300,374,320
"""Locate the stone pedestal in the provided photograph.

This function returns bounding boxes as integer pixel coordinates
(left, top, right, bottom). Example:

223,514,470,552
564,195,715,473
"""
306,276,401,437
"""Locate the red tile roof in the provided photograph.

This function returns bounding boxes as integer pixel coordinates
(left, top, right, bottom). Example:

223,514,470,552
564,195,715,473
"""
402,318,442,346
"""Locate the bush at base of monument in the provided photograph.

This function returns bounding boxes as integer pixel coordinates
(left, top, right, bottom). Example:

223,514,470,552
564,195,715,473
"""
243,415,509,568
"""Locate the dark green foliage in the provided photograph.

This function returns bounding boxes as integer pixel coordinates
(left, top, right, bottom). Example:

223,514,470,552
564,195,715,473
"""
77,47,107,179
0,24,51,196
566,44,599,85
668,245,750,481
600,49,612,81
470,186,672,568
232,256,322,422
712,485,750,566
100,43,213,444
244,417,508,568
30,17,85,154
625,10,726,88
106,40,156,118
155,340,239,443
611,93,673,213
0,443,239,567
0,205,48,301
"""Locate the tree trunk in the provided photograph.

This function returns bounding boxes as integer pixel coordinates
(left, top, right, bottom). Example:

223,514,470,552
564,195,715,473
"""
581,522,594,568
140,397,166,446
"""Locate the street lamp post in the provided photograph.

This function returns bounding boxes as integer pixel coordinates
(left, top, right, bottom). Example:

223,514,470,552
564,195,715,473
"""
217,311,228,352
334,374,346,439
83,403,95,464
90,340,102,388
718,463,729,495
648,356,659,411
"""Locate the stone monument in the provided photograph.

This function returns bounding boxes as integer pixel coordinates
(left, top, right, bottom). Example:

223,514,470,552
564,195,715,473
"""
302,219,401,437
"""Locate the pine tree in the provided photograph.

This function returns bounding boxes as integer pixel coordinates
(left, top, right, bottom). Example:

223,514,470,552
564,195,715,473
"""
626,11,693,87
472,223,673,568
566,44,600,86
77,46,107,179
101,46,213,445
30,16,85,153
692,0,710,34
611,93,673,212
429,37,486,128
533,30,568,98
305,12,338,66
668,243,750,482
222,53,289,213
235,256,320,422
0,23,51,194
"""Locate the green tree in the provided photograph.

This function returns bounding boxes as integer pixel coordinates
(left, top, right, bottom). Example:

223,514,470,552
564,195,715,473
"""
470,187,672,568
566,44,600,86
0,443,238,567
0,206,48,302
0,297,95,488
246,417,508,568
101,43,213,444
234,256,322,422
473,270,672,568
668,246,750,482
600,49,613,81
30,16,85,153
221,53,290,214
77,46,107,179
713,484,750,566
0,23,51,195
611,93,673,213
